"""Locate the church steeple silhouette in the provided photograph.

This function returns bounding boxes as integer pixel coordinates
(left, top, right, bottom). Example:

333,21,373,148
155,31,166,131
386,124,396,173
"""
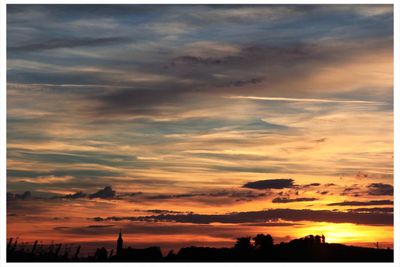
117,229,123,256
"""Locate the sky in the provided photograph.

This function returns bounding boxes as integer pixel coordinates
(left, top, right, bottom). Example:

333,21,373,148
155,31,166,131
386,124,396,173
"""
7,4,394,255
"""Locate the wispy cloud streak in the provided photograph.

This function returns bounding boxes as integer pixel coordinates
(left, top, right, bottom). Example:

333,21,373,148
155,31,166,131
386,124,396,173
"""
228,96,383,104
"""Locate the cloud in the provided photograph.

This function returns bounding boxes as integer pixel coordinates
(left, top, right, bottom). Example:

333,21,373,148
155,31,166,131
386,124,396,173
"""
89,186,116,199
304,183,321,187
228,96,381,104
61,191,87,199
325,183,336,187
367,183,393,196
299,183,321,189
340,184,363,197
145,209,185,214
272,197,318,203
87,224,115,229
11,150,137,168
186,151,280,162
327,200,393,206
243,179,294,190
89,77,263,117
118,192,143,197
84,36,392,117
8,169,121,180
91,208,393,226
347,207,393,213
143,189,268,203
146,193,203,200
210,165,281,175
13,175,74,184
92,87,188,116
8,37,130,52
7,191,31,201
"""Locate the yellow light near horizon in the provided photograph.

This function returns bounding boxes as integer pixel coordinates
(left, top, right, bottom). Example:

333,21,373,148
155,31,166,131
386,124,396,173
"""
294,222,393,245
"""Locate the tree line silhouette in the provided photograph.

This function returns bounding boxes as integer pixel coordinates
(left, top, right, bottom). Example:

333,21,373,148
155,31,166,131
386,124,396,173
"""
7,233,393,262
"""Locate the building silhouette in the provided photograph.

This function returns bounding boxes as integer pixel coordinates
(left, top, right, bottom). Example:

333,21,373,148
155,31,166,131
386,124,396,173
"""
117,229,123,256
111,230,163,261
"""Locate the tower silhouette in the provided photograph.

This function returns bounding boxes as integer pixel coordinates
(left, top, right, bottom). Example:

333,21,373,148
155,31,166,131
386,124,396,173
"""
117,229,123,256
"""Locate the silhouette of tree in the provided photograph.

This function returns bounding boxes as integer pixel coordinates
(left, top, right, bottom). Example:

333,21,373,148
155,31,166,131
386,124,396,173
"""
166,249,176,260
315,235,321,244
253,234,273,250
74,245,81,260
31,240,38,255
167,250,175,257
109,248,114,258
94,247,108,261
234,237,253,252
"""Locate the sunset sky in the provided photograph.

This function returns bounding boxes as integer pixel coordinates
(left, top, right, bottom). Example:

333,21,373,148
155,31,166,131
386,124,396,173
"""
7,4,393,255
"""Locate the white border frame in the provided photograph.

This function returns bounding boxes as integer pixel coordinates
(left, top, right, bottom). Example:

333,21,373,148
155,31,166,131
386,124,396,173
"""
1,1,398,266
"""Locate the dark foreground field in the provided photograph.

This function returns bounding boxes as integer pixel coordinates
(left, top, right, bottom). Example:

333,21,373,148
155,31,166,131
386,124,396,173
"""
7,234,393,262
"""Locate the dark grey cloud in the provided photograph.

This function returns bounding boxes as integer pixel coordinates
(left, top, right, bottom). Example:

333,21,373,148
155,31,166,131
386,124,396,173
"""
164,44,320,73
347,207,393,213
146,193,203,200
7,191,31,201
325,183,336,187
53,226,71,231
145,209,185,214
92,87,188,116
272,197,318,203
61,191,87,199
340,184,363,197
166,55,233,66
8,185,120,203
367,183,393,196
327,200,393,206
89,186,116,199
243,179,294,190
91,208,393,226
87,37,393,117
89,76,266,117
8,37,130,52
7,187,269,206
7,197,55,215
143,189,268,203
301,183,321,188
118,192,143,197
87,224,115,229
7,4,166,20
